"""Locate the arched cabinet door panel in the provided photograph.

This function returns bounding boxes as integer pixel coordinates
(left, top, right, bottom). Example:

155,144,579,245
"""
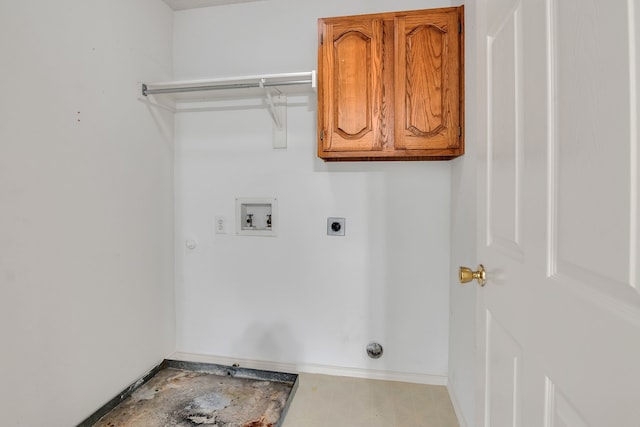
318,17,384,153
394,11,461,151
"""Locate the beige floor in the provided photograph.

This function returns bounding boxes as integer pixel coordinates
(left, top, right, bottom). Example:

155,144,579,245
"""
281,373,459,427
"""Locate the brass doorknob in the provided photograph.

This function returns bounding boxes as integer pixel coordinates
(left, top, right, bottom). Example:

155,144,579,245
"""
459,264,486,286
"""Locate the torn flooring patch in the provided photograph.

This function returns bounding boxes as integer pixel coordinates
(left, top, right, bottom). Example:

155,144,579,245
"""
91,365,295,427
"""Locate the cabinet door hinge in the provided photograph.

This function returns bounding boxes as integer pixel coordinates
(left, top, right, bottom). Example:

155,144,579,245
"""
459,21,463,34
320,33,324,45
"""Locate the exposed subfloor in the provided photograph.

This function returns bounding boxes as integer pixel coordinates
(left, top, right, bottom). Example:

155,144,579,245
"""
93,367,293,427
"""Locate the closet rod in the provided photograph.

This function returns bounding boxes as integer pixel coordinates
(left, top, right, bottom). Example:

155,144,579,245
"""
142,79,313,96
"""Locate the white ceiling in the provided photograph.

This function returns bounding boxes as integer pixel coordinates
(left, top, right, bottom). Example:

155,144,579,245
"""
162,0,264,10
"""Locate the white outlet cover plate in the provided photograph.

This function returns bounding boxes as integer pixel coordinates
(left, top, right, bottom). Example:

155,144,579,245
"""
214,216,227,234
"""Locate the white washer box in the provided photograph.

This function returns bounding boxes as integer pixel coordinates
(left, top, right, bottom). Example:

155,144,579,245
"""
235,197,277,237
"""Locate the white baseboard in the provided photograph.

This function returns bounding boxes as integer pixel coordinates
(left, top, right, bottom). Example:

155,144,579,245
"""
169,351,448,386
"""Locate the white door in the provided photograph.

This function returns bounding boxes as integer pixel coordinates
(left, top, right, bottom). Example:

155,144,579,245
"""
474,0,640,426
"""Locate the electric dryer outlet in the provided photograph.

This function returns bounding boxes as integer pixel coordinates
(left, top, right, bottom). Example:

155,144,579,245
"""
327,217,346,236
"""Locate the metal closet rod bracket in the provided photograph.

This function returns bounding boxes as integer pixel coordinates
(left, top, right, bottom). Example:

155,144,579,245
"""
261,79,284,129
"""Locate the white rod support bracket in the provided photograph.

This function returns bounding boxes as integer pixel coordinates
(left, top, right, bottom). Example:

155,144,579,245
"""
265,89,283,129
269,93,287,149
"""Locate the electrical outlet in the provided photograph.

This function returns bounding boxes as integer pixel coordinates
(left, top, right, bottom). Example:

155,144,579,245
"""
215,216,227,234
327,217,346,236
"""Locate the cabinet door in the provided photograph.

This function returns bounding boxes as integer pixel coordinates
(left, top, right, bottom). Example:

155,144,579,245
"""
394,9,462,153
318,17,384,154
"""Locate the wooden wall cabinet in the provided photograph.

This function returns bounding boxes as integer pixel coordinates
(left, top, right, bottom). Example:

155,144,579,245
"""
317,6,464,161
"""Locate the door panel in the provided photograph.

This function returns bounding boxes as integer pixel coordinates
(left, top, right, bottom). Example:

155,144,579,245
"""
487,1,524,260
477,0,640,426
551,0,637,291
395,11,461,150
544,379,589,427
334,31,373,138
318,18,384,152
485,310,523,427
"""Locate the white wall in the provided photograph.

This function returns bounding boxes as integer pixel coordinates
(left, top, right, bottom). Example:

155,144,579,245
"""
0,1,175,425
174,0,457,379
448,0,477,425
